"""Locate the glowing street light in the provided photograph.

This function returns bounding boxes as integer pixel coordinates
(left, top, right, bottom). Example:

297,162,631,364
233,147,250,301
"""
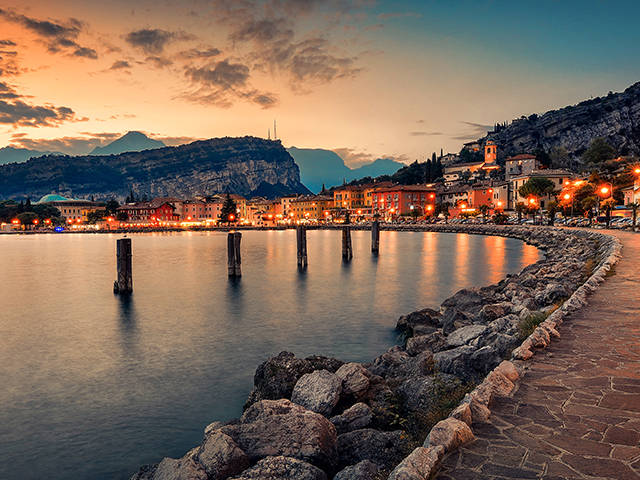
563,193,571,201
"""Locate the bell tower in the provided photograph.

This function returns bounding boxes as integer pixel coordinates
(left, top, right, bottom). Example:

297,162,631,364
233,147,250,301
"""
484,140,497,164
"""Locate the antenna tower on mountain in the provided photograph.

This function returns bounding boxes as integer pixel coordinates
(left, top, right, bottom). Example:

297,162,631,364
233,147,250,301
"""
274,120,277,140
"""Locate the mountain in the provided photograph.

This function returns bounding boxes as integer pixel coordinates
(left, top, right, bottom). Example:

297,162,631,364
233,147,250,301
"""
287,147,405,193
0,146,62,166
479,81,640,161
90,131,165,155
0,137,310,200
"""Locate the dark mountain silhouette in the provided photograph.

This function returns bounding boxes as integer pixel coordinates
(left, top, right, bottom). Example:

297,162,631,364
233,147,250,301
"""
287,147,405,193
90,131,165,155
0,137,309,200
0,146,63,166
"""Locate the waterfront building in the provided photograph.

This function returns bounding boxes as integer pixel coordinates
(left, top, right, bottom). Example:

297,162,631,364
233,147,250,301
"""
371,185,437,217
505,154,540,181
490,182,510,210
438,185,470,207
36,194,104,223
117,199,179,223
280,195,298,218
467,183,495,208
289,194,334,221
509,169,573,209
182,199,206,221
333,185,366,210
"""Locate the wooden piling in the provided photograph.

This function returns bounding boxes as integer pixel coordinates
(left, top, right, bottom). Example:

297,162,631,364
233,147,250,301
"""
228,231,242,277
296,225,308,269
114,238,133,294
342,226,353,262
371,220,380,254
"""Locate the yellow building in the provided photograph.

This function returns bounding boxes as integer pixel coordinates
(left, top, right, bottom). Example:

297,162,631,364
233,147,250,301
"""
333,186,365,209
289,195,333,221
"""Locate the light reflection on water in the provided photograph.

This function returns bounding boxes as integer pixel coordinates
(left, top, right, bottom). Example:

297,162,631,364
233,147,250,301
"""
0,230,540,480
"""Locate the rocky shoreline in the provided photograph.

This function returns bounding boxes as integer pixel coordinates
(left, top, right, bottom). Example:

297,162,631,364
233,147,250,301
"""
130,225,621,480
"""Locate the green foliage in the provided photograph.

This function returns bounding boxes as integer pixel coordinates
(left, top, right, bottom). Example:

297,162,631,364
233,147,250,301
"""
534,148,551,168
458,148,483,164
518,177,556,198
549,146,570,169
0,200,63,223
86,210,106,224
391,158,443,185
105,199,120,215
219,193,237,223
518,311,547,340
17,211,38,225
583,137,616,164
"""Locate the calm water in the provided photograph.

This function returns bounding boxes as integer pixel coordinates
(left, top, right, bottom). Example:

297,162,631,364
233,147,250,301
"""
0,230,539,480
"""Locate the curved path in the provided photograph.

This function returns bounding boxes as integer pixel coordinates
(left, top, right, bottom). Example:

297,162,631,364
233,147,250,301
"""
435,230,640,480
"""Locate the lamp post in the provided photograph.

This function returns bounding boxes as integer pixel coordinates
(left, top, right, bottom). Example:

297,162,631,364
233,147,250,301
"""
563,192,573,218
597,182,613,227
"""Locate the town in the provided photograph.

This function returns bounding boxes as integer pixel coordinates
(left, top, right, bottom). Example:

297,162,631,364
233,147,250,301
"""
1,138,639,232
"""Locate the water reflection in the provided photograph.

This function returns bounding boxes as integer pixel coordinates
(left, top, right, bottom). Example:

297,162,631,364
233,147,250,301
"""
0,230,540,480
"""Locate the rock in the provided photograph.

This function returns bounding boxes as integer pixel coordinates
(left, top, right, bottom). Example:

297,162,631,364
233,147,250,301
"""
368,347,433,380
469,346,502,375
449,403,472,426
129,464,157,480
245,352,343,409
446,325,488,347
387,446,444,480
478,302,512,323
433,345,476,378
337,428,411,471
397,374,462,412
405,332,447,356
228,456,327,480
204,421,225,436
153,449,207,480
333,460,379,480
466,385,492,423
483,370,515,398
361,376,401,430
195,431,249,480
440,308,473,335
425,417,475,452
335,363,370,399
494,360,519,382
291,370,342,416
396,308,441,336
221,399,337,472
330,403,372,434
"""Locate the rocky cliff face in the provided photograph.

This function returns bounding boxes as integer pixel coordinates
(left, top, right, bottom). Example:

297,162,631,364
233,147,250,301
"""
0,136,310,200
482,81,640,159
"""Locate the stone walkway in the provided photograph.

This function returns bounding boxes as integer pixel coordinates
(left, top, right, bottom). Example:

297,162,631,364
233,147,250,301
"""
435,230,640,480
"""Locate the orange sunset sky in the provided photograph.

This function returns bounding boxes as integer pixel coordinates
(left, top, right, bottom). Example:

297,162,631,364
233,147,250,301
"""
1,0,639,165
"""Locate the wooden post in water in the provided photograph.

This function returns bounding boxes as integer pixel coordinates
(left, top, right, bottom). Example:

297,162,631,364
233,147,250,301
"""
342,226,353,262
113,238,132,294
228,231,242,277
296,225,308,269
371,220,380,254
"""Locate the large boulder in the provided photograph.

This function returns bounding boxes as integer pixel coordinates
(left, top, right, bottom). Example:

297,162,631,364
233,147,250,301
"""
228,456,327,480
439,307,473,335
333,460,380,480
337,428,411,471
244,352,343,409
291,370,342,416
152,449,207,480
335,363,370,400
360,375,402,430
396,308,441,337
387,446,444,480
194,431,250,479
405,332,447,356
396,374,462,412
330,403,372,434
221,399,337,472
425,417,474,452
368,347,433,380
446,325,488,347
433,345,477,379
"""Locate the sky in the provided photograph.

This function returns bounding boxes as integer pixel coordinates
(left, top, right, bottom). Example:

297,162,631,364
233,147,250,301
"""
1,0,640,166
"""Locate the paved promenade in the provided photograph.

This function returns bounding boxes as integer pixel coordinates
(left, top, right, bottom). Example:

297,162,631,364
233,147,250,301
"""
435,230,640,480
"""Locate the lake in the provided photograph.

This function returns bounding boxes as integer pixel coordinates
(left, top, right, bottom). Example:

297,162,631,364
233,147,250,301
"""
0,230,540,480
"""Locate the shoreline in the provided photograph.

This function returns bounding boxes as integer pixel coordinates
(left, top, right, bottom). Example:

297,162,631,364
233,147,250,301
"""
118,225,618,479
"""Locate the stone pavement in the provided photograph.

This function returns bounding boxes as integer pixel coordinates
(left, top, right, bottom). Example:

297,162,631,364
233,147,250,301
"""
435,231,640,480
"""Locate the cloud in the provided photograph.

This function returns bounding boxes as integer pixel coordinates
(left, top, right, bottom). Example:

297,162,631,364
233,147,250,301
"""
452,121,493,141
186,59,250,90
334,147,410,168
145,55,173,68
0,81,85,127
110,60,131,70
0,9,97,59
9,132,120,154
125,28,193,54
0,39,16,46
410,131,443,136
179,47,221,59
377,12,422,20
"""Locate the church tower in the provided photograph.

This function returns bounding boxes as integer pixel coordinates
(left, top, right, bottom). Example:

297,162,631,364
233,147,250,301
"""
484,140,497,164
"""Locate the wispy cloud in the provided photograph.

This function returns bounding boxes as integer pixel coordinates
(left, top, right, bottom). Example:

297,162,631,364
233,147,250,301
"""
124,28,194,55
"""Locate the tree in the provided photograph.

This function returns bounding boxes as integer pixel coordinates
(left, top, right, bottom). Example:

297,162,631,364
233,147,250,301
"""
105,199,120,215
437,202,450,223
478,204,490,221
583,137,616,164
219,193,237,223
547,200,559,226
581,196,598,223
17,212,38,226
534,148,551,168
600,197,616,227
518,177,556,199
87,210,105,224
630,202,639,232
515,202,526,221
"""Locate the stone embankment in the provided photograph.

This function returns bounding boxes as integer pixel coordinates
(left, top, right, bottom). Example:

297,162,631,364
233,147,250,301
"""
130,225,621,480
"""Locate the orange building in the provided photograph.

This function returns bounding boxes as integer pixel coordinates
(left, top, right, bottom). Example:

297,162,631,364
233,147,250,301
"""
371,185,437,217
468,184,495,208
